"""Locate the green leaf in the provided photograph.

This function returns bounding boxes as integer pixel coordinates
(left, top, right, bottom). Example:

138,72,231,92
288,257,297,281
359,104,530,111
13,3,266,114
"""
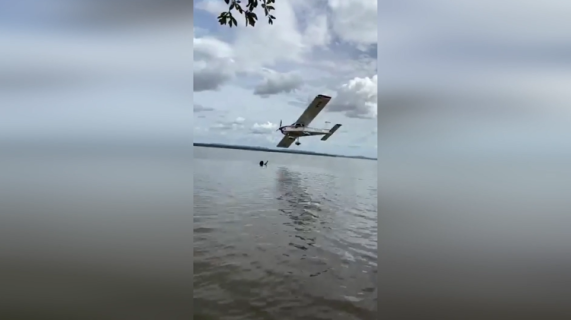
248,0,258,12
217,12,227,25
219,0,275,28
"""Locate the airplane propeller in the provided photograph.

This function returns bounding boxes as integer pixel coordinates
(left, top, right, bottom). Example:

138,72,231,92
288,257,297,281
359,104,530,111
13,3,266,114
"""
276,120,282,131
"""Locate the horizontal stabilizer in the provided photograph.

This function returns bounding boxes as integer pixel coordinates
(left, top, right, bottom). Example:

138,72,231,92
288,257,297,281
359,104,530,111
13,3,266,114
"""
321,124,342,141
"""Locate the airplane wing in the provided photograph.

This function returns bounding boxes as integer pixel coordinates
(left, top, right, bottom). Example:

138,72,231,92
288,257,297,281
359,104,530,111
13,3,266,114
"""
294,94,331,127
276,136,295,148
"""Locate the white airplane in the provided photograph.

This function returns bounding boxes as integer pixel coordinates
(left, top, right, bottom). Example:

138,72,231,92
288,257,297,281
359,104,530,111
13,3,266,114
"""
276,94,342,148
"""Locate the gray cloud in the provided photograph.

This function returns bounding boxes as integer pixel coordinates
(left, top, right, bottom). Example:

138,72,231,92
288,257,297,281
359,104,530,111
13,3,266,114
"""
193,37,235,92
193,69,232,92
254,71,304,97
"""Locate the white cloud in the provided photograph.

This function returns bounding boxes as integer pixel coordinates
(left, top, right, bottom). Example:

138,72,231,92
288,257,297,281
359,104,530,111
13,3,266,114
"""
251,121,278,134
303,14,332,48
210,116,247,132
195,0,338,71
194,0,227,16
329,75,377,119
254,70,304,97
230,1,307,69
328,0,377,47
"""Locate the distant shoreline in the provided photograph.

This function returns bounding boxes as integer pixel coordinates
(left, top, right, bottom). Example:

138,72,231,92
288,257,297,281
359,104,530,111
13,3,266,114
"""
194,142,377,161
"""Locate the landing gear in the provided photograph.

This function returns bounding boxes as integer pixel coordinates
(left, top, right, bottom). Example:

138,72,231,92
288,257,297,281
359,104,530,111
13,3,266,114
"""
295,138,301,146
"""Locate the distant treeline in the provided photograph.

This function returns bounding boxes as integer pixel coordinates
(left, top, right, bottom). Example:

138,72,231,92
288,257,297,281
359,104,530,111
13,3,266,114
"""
194,142,377,161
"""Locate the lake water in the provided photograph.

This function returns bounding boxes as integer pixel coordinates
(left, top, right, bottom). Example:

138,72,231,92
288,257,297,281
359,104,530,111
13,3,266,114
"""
194,147,378,319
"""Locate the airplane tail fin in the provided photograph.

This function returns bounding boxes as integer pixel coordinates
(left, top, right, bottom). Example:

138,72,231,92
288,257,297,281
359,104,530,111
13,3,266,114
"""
321,124,342,141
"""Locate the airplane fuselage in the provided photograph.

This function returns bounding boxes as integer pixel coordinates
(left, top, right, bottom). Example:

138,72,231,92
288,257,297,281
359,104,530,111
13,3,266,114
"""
278,124,330,137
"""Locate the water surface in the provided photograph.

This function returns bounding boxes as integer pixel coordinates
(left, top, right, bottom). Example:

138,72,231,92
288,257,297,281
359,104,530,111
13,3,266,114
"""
194,147,378,320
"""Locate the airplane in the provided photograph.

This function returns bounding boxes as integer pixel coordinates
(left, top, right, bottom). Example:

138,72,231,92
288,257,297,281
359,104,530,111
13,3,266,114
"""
275,94,342,148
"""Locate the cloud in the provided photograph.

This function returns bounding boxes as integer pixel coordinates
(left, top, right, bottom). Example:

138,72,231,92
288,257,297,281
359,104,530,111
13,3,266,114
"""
251,121,278,134
195,0,337,70
193,37,235,92
328,0,377,48
210,116,247,132
194,0,227,16
194,104,214,112
254,71,304,97
230,1,310,68
302,14,332,48
329,75,377,119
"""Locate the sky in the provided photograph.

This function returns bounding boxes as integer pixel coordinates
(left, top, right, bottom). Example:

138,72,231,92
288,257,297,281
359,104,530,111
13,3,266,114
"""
1,0,570,160
193,0,378,158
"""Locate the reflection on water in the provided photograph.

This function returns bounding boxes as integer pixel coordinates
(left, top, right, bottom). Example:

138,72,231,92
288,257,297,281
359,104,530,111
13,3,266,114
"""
276,167,322,251
194,147,377,320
